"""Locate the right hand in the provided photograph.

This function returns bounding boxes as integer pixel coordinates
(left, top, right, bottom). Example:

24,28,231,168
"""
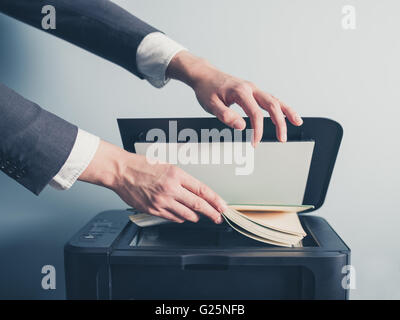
79,140,227,224
166,51,303,146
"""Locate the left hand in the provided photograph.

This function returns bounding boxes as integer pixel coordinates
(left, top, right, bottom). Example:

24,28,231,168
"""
167,51,303,146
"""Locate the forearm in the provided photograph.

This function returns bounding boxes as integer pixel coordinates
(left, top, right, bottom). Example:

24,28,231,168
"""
0,83,78,195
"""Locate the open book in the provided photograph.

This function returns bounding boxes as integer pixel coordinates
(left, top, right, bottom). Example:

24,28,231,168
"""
221,204,313,247
129,204,314,247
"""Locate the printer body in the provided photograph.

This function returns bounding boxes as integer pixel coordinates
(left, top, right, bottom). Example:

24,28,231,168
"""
65,117,350,300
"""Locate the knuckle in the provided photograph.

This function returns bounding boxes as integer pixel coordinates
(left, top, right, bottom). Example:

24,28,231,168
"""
166,165,181,179
209,95,221,106
198,184,209,197
201,98,216,112
192,199,203,211
173,217,184,223
277,116,286,124
232,82,250,96
219,110,233,124
180,212,190,220
155,182,167,193
183,212,198,222
152,194,165,207
264,92,274,100
213,194,222,205
245,81,256,89
163,181,177,194
250,108,263,119
147,207,159,216
285,105,294,113
269,102,280,111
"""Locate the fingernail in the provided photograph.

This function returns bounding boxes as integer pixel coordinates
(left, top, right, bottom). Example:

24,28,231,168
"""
216,215,224,224
233,119,245,130
251,136,258,148
219,203,228,213
296,116,303,125
281,133,287,142
219,199,228,211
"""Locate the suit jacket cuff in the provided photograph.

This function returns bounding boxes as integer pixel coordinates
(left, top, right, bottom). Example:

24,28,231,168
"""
49,129,99,190
136,32,187,88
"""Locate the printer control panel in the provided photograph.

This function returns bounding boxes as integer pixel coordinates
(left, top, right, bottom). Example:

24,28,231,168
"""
67,210,131,249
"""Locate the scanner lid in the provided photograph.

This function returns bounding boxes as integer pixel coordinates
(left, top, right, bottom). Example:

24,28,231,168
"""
117,117,342,213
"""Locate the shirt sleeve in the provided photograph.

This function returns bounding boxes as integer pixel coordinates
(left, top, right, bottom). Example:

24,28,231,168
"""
49,128,99,190
136,32,187,88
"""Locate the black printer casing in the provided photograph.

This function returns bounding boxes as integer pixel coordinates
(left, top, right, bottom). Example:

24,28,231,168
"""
65,210,350,300
65,117,350,300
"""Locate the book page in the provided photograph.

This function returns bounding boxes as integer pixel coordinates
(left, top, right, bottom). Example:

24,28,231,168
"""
230,204,313,213
222,208,303,245
129,213,170,227
221,216,297,247
134,141,315,205
236,210,306,236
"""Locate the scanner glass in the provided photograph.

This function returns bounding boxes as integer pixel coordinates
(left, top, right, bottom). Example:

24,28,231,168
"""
129,219,318,248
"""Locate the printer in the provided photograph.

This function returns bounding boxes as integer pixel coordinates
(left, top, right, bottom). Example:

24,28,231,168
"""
64,117,350,300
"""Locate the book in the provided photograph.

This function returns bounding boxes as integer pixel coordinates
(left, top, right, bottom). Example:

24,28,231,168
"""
221,204,313,247
128,204,314,247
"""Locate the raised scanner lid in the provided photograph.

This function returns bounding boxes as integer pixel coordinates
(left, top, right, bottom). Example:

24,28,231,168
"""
118,117,343,213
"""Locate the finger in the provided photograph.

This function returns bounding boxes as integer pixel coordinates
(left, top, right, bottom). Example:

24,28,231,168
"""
176,187,224,224
270,95,303,126
210,97,246,130
180,171,227,214
151,208,185,223
280,102,303,126
253,90,287,142
233,91,264,147
167,200,200,223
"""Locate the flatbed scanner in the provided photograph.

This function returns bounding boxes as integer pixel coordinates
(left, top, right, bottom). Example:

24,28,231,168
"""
64,117,350,300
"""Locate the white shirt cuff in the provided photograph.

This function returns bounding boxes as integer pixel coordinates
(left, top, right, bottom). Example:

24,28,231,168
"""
136,32,187,88
49,128,100,190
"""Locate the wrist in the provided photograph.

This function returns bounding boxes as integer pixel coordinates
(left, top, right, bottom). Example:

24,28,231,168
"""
166,51,215,88
78,140,126,191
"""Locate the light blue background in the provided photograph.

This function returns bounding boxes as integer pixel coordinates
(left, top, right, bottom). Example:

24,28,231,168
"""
0,0,399,299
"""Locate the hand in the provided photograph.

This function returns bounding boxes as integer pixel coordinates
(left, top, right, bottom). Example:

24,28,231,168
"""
166,51,303,146
79,140,227,224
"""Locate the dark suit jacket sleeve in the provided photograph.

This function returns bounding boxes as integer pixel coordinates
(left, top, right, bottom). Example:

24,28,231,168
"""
0,83,78,195
0,0,160,78
0,1,161,195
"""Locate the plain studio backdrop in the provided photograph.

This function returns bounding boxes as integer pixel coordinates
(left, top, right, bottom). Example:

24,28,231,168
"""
0,0,399,299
